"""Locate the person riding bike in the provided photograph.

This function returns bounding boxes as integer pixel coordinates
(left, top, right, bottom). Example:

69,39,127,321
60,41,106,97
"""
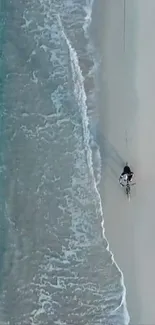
119,163,134,187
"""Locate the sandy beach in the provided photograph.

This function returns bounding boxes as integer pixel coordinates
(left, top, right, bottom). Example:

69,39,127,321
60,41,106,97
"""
92,0,155,324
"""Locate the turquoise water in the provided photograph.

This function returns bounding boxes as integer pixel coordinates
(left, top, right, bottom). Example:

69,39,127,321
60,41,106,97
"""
0,1,129,324
0,0,7,291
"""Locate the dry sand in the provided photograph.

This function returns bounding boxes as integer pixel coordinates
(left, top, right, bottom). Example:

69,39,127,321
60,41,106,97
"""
92,0,155,324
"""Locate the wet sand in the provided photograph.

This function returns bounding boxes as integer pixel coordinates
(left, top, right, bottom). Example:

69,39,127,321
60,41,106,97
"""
92,1,155,324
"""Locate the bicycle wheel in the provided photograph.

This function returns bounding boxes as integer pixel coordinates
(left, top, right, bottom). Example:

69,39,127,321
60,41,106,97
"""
126,183,130,200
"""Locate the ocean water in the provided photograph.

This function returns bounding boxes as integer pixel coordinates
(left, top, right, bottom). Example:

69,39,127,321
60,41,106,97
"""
0,0,129,324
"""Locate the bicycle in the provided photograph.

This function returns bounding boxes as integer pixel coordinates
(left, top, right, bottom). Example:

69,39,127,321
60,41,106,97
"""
125,180,136,201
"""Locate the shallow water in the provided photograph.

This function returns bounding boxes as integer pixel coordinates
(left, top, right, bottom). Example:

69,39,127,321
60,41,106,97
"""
0,1,129,324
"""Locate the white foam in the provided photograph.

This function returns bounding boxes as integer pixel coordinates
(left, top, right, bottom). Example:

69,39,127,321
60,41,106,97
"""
40,44,48,52
58,14,130,324
83,0,94,37
58,15,108,240
22,11,33,28
55,320,67,325
58,15,94,179
31,71,38,84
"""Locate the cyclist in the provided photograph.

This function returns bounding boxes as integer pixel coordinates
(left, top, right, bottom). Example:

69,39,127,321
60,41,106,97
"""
119,163,134,187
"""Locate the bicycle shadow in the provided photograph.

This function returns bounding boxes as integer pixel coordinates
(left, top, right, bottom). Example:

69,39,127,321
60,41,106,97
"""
96,128,125,181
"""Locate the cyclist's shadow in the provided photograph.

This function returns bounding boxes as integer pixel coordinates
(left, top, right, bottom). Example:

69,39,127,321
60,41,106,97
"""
97,130,125,181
